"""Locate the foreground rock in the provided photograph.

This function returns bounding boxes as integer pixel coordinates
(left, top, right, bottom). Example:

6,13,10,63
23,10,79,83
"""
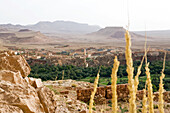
0,51,31,77
0,81,45,113
0,103,24,113
0,51,56,113
37,86,56,113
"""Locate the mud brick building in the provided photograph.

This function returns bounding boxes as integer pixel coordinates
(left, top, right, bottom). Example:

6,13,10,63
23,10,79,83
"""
77,84,170,104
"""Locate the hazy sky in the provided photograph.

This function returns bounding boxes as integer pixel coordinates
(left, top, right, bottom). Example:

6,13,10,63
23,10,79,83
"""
0,0,170,31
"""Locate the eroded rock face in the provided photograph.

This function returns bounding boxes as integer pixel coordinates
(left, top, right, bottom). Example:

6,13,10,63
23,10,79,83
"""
0,51,57,113
0,81,45,113
0,51,31,77
0,103,23,113
0,70,24,85
37,87,56,113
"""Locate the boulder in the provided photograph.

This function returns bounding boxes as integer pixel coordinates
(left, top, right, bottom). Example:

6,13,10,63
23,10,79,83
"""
0,103,24,113
0,51,57,113
0,70,24,85
37,86,56,113
28,77,35,86
0,51,31,77
34,79,43,88
26,77,43,88
60,90,69,95
0,81,45,113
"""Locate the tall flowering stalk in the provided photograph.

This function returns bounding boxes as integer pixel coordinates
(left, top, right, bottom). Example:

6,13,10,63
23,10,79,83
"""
158,52,166,113
89,68,101,113
142,29,154,113
125,30,136,113
145,61,154,113
134,59,143,94
111,56,120,113
134,30,149,95
134,49,148,94
141,30,149,113
142,85,148,113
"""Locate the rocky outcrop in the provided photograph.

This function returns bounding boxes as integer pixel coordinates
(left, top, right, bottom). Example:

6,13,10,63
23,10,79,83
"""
0,103,24,113
0,51,56,113
0,81,45,113
0,70,24,85
0,51,31,77
37,87,56,113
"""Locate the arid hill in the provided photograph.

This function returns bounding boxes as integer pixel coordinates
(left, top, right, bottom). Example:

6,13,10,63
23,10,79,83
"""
0,21,170,49
0,30,53,44
88,27,145,39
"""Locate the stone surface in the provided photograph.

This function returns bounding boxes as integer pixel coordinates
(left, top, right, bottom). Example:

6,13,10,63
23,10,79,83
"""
54,94,87,113
37,86,56,113
0,70,24,85
60,90,69,94
0,81,45,113
0,51,31,77
0,103,24,113
34,79,43,88
28,77,36,86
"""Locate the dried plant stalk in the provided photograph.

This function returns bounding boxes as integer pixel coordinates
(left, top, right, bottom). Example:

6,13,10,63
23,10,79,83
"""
141,30,148,113
135,29,150,94
145,62,154,113
89,68,100,113
134,44,149,93
158,52,166,113
142,88,148,113
125,30,136,113
111,56,120,113
134,52,145,94
143,29,154,113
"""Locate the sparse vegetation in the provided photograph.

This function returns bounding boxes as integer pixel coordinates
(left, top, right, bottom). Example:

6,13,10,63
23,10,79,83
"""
154,104,158,109
46,85,60,94
71,84,77,87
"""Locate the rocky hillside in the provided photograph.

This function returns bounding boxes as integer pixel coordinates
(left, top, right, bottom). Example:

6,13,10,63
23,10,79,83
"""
0,51,87,113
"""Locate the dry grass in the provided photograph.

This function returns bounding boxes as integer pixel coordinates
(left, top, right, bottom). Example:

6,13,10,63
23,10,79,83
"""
89,68,101,113
125,30,137,113
111,56,120,113
142,88,148,113
158,52,166,113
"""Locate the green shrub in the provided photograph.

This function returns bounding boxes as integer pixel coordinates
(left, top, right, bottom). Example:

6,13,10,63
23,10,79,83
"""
71,84,77,87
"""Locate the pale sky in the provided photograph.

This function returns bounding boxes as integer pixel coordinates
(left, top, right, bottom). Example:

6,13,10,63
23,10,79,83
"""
0,0,170,31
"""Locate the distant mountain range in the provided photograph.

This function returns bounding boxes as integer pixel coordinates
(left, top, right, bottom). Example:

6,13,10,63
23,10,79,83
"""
0,20,170,49
134,30,170,38
0,21,101,34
